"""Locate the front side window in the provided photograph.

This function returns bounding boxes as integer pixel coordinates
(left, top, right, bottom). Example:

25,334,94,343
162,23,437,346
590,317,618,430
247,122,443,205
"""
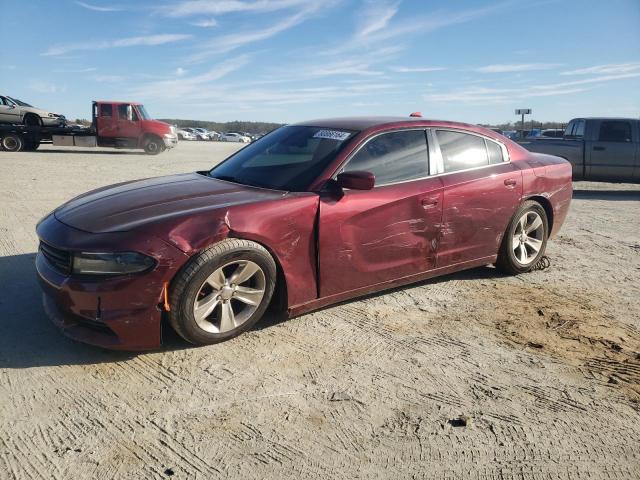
343,130,429,186
436,130,489,172
598,121,632,142
573,120,585,138
209,125,356,191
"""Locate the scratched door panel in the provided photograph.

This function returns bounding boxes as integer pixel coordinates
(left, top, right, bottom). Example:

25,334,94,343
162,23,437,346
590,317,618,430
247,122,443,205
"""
318,176,443,297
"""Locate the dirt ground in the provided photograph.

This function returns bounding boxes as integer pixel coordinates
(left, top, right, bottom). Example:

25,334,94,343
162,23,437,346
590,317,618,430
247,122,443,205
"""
1,142,639,479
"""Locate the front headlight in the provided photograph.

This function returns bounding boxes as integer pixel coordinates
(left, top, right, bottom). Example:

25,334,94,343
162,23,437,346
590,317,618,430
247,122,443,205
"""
72,252,156,275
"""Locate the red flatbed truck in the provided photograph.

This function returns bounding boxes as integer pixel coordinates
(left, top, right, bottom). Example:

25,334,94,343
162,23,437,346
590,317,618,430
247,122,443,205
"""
0,100,178,155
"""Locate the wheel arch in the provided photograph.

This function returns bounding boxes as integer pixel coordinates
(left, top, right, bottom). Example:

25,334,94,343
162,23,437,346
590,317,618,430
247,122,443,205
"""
523,195,554,234
141,132,163,148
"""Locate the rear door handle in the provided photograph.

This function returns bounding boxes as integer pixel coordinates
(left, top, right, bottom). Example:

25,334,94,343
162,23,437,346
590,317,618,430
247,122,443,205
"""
593,146,605,151
421,197,439,209
504,178,517,187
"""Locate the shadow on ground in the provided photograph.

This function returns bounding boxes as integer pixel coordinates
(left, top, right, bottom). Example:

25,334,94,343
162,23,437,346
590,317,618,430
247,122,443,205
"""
33,149,147,156
573,189,640,201
0,252,504,370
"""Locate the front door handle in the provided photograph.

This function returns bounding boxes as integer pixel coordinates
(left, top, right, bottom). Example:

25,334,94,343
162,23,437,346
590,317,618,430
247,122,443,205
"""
593,146,606,151
421,197,439,209
504,178,517,187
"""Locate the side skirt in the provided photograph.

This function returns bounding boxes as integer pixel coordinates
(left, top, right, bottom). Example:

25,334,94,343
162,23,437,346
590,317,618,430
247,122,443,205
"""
287,255,497,318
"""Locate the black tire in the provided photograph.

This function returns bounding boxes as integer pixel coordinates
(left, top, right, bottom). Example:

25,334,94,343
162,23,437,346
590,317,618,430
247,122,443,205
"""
496,200,549,275
23,139,40,151
1,133,24,152
144,136,164,155
178,134,184,140
23,114,42,127
168,239,277,345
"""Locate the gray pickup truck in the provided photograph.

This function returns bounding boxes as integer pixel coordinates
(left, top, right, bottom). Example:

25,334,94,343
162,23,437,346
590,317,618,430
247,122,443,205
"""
518,118,640,182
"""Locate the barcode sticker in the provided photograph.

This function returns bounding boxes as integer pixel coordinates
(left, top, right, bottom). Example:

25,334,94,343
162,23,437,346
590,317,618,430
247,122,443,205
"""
313,130,351,141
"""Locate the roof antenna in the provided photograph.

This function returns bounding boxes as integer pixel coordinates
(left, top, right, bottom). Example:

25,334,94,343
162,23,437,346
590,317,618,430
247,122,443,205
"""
409,112,422,117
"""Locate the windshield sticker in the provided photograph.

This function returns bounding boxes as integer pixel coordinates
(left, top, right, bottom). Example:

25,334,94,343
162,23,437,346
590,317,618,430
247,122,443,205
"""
313,130,351,141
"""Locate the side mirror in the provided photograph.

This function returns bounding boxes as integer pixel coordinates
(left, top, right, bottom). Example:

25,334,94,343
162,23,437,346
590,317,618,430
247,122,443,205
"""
336,171,375,190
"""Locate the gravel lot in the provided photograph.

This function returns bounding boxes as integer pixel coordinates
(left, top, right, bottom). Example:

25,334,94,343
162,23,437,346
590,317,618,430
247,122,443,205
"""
1,142,639,479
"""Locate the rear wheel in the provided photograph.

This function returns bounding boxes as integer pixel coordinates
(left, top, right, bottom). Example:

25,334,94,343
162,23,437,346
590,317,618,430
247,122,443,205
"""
168,239,277,345
144,136,164,155
496,200,548,275
23,114,42,127
23,139,40,151
1,133,24,152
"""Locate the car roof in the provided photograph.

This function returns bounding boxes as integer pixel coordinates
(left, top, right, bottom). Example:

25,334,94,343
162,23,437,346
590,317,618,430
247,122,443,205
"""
292,116,481,131
94,100,142,105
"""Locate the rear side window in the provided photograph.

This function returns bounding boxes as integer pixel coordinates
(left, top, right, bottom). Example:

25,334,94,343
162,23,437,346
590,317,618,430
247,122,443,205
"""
598,121,632,142
486,140,504,164
436,130,488,172
100,104,112,117
344,130,429,186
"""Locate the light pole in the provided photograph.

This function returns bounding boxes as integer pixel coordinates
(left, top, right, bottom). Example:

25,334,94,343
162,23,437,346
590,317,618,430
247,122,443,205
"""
515,109,531,138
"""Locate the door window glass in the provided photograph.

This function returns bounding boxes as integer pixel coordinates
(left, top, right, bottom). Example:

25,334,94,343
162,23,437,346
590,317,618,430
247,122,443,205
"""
574,120,585,138
343,130,429,186
100,104,112,117
436,130,489,172
598,121,632,142
486,139,504,164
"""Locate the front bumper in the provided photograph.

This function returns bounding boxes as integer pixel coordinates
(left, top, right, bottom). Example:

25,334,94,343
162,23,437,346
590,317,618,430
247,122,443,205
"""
163,135,178,149
36,214,187,350
41,116,66,127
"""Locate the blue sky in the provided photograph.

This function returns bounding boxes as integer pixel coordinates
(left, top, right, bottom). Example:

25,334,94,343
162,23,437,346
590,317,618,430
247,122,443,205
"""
1,0,639,124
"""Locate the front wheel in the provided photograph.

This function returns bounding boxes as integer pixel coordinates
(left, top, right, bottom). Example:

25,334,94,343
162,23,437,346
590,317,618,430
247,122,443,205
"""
168,239,277,345
144,137,164,155
23,114,42,127
496,200,548,275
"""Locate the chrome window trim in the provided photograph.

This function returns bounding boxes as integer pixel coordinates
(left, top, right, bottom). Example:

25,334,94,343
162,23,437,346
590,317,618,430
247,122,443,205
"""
333,128,431,187
429,127,511,177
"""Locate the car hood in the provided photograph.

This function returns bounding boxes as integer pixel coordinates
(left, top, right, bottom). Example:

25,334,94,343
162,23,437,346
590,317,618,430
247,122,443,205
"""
54,172,286,233
22,106,53,116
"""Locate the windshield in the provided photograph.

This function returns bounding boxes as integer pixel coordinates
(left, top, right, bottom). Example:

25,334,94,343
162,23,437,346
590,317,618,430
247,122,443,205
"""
8,97,32,107
209,125,356,191
137,105,151,120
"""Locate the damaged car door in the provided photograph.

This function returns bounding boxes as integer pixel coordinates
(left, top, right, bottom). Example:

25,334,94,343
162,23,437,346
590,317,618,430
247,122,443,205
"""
318,129,443,297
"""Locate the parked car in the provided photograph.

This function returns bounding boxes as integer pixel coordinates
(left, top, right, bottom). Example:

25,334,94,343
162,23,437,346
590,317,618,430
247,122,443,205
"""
192,128,215,141
518,117,640,181
177,128,196,141
36,115,572,349
220,132,251,143
540,129,564,138
0,94,66,127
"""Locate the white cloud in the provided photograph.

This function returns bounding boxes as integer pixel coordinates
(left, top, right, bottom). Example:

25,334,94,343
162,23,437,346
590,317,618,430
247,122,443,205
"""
92,74,125,83
560,62,640,75
424,72,640,104
390,66,446,73
75,1,122,12
42,34,192,56
175,67,188,76
475,63,561,73
131,56,251,99
191,18,218,27
29,81,66,94
188,4,330,61
356,0,400,38
164,0,308,17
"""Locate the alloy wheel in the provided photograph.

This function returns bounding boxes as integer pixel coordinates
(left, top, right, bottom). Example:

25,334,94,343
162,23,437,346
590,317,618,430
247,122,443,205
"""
512,211,544,265
192,260,266,333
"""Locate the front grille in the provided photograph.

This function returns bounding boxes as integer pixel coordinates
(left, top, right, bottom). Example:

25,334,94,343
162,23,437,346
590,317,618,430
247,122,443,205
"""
39,242,72,275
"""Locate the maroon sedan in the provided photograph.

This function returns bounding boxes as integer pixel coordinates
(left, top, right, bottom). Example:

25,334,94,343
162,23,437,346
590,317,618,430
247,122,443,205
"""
36,116,572,350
